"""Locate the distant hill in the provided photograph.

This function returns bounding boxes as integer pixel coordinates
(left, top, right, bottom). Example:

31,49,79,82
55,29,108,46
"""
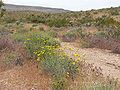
4,4,70,13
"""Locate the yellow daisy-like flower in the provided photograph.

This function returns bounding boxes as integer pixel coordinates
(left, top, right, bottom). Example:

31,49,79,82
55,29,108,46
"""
74,54,77,57
77,57,81,61
72,62,76,65
37,53,41,56
69,47,73,50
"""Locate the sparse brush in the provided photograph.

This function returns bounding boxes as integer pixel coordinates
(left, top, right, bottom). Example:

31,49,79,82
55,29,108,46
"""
0,37,15,50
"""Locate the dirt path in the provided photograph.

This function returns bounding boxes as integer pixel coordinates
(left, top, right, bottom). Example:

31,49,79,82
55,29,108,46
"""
61,42,120,80
0,61,51,90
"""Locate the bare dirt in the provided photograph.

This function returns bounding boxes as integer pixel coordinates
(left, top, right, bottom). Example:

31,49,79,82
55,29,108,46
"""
0,60,51,90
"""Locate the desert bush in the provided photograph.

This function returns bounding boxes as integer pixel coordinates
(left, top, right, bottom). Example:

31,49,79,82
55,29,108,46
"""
24,31,60,57
95,16,120,28
12,33,27,43
3,16,16,23
110,10,119,16
24,31,79,89
80,16,94,26
63,30,77,42
0,0,5,17
0,37,15,50
52,77,67,90
47,18,69,28
0,26,12,36
16,28,28,34
46,30,58,38
26,14,46,23
85,35,120,54
34,45,78,90
62,28,87,42
16,20,24,25
80,40,92,48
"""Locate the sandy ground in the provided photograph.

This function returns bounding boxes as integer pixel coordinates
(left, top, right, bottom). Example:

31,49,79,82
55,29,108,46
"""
0,61,51,90
61,42,120,80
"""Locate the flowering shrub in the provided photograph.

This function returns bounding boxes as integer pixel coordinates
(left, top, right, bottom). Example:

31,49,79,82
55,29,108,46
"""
24,32,60,56
24,31,79,90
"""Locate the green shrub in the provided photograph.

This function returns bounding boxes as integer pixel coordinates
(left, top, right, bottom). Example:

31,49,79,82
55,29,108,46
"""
27,14,46,23
46,30,58,38
47,18,69,27
110,10,119,15
95,17,120,28
16,28,28,34
0,26,12,36
80,16,94,25
3,16,16,23
63,28,87,42
52,77,67,90
80,40,92,48
95,31,108,38
24,31,60,57
24,31,78,90
12,33,26,43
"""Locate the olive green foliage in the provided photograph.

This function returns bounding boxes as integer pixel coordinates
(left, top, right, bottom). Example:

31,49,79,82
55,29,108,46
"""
47,18,69,27
27,14,70,27
27,14,46,23
46,30,58,38
95,29,120,39
24,31,78,90
0,0,5,17
80,16,94,25
12,33,27,42
3,16,16,23
65,28,87,41
95,16,120,28
0,26,12,36
24,32,60,56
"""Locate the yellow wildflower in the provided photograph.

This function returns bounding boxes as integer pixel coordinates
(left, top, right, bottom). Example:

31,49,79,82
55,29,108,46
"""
77,57,81,61
27,38,30,40
74,54,77,57
37,53,41,56
72,62,76,65
69,47,73,50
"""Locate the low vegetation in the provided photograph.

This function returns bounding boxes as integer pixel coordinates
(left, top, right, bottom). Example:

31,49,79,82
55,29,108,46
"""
0,1,120,89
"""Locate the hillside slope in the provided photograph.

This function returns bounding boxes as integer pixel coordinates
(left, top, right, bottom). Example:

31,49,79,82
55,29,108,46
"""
4,4,70,13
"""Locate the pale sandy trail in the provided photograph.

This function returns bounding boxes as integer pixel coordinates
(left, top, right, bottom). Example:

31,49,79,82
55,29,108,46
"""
61,42,120,80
